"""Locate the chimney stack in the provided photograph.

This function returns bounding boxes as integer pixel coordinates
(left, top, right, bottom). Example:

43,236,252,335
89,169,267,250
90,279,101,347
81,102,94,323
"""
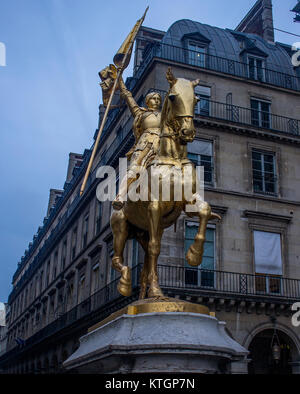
235,0,275,43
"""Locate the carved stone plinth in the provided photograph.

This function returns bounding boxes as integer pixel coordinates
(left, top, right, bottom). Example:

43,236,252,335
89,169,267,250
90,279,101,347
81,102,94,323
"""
63,299,248,374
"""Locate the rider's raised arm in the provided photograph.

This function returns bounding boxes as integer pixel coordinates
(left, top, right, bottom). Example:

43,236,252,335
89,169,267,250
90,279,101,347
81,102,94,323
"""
119,76,141,118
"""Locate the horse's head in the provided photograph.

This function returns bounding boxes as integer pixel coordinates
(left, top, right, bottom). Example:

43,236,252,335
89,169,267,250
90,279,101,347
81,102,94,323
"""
165,68,200,143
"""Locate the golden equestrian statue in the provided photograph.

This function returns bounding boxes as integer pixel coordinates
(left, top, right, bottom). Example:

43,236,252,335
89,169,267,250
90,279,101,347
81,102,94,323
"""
110,68,221,299
79,8,221,301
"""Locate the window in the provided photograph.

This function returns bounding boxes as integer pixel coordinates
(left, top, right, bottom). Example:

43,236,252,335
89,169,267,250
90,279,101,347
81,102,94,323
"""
25,288,28,308
188,42,206,67
66,282,74,308
34,276,38,298
131,239,139,287
106,241,117,283
253,230,282,294
251,99,271,129
46,260,50,286
20,294,23,315
194,86,211,117
39,271,43,293
35,312,40,327
49,295,55,318
42,303,47,323
184,222,215,287
95,201,102,235
132,239,139,267
61,240,67,271
248,56,265,82
71,227,77,260
91,258,100,294
188,139,214,184
78,274,86,303
252,150,277,195
53,251,58,280
82,214,89,249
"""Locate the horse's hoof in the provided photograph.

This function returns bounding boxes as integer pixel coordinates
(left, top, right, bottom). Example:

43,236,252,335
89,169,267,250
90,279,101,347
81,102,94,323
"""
112,196,124,210
186,248,201,267
117,266,132,297
148,284,164,299
118,281,132,297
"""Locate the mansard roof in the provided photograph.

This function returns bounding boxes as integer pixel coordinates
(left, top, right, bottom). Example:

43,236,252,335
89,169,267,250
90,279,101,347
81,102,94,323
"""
162,19,298,77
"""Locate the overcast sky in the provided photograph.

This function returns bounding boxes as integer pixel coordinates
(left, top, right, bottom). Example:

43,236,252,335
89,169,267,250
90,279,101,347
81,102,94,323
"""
0,0,298,303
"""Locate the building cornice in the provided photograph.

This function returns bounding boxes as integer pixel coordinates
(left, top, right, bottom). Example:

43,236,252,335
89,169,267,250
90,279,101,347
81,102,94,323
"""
205,187,300,207
243,210,293,223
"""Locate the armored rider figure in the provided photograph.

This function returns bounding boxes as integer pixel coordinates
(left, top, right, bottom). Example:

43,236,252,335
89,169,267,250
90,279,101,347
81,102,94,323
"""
112,76,162,210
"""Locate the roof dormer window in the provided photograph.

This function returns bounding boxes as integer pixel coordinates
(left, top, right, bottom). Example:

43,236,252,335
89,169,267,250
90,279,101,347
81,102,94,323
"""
188,41,207,68
248,56,266,82
182,32,210,69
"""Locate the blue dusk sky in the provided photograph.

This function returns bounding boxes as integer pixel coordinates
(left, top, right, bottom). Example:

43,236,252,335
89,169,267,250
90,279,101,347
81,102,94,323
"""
0,0,298,302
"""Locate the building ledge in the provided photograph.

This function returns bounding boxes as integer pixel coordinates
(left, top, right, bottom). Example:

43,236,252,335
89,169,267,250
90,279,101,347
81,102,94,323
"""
243,210,293,223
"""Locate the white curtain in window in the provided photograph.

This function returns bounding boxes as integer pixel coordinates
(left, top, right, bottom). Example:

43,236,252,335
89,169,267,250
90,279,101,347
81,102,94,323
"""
254,230,282,275
188,139,212,156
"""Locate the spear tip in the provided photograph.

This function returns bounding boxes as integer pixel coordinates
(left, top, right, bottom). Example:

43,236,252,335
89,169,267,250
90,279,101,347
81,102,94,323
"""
143,6,149,19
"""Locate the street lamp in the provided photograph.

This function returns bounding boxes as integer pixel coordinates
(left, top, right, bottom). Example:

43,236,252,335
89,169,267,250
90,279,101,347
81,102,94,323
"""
270,318,281,363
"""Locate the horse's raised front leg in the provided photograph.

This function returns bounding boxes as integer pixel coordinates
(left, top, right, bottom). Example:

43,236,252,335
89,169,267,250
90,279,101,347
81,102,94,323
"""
110,209,131,296
147,201,164,298
185,197,221,267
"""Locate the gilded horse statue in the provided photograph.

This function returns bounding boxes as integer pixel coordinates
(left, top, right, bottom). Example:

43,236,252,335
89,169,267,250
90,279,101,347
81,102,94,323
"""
110,68,221,299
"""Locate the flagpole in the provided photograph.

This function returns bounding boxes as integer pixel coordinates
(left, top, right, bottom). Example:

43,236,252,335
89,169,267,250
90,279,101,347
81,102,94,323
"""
80,7,149,197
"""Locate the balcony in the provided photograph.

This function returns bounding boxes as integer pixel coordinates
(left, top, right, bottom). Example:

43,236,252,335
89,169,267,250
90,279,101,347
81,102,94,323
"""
133,41,300,92
157,265,300,301
195,99,299,136
144,88,300,137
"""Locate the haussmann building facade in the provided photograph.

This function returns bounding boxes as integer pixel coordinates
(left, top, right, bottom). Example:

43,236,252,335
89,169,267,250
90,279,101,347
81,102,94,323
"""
1,0,300,374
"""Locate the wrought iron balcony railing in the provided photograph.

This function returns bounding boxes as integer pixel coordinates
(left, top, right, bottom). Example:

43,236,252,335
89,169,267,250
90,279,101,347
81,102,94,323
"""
145,89,299,136
157,265,300,300
3,264,300,362
98,100,299,175
133,41,300,92
194,100,299,136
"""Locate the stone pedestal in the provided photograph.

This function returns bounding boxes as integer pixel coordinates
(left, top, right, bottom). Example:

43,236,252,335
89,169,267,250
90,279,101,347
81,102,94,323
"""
64,300,248,374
